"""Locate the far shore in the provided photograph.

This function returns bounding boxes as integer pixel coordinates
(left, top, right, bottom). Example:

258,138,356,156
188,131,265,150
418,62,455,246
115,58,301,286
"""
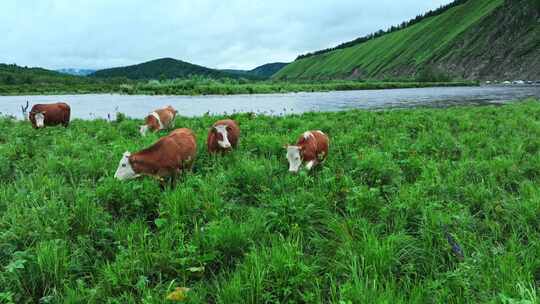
0,80,478,97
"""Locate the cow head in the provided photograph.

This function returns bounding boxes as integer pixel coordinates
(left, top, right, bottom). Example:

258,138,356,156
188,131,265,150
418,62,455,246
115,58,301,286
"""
214,125,231,149
114,151,138,180
139,125,149,136
167,105,178,115
34,111,46,128
285,145,303,173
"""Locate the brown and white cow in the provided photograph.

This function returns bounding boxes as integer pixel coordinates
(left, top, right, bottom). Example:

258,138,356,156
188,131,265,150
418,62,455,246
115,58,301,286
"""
29,102,71,129
139,105,178,136
285,130,329,173
114,128,197,181
207,119,240,153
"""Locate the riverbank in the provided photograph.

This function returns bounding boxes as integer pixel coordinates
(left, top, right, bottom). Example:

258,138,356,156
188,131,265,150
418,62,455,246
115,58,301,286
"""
0,79,477,96
0,99,538,303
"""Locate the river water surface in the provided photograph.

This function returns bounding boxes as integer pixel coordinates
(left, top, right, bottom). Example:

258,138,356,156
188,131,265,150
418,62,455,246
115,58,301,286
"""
0,85,538,119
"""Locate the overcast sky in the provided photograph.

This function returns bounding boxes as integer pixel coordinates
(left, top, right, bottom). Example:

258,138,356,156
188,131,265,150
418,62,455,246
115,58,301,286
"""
1,0,452,70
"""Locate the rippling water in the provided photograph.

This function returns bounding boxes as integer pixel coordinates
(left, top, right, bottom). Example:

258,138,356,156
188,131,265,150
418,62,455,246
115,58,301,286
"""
0,85,538,119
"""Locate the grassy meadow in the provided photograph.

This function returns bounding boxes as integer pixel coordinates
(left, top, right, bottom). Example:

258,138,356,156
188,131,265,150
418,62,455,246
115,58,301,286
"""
0,99,539,303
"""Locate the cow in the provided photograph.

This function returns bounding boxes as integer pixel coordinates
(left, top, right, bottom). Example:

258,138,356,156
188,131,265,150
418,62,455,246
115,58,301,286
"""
29,102,71,129
114,128,197,181
139,105,178,136
285,130,329,173
207,119,240,154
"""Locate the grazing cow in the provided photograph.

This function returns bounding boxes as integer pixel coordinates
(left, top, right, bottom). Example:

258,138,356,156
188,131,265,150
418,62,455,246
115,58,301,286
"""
29,102,71,128
207,119,240,153
285,130,329,173
114,128,197,181
140,105,178,136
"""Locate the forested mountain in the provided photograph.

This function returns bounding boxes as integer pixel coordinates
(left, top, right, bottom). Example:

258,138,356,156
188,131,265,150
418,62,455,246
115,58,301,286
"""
0,64,83,85
91,58,249,80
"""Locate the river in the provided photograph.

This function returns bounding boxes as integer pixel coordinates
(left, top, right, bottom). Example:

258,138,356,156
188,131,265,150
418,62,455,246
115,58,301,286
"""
0,85,539,119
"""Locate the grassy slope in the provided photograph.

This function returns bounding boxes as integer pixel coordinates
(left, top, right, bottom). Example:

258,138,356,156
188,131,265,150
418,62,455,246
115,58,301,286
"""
1,100,539,303
222,63,288,79
430,0,540,79
275,0,504,80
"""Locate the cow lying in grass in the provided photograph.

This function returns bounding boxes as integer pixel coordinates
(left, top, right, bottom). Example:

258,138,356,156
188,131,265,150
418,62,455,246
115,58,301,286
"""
207,119,240,154
29,102,71,129
114,128,196,181
285,130,329,173
139,105,177,136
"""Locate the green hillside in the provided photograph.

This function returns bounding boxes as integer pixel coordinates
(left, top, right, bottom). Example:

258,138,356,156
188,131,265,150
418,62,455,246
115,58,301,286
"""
275,0,532,80
247,62,288,78
92,58,248,80
0,64,83,85
222,62,288,79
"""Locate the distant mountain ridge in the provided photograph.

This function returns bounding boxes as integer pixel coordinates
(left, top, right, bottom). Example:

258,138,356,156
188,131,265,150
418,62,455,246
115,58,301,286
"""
275,0,540,81
57,68,96,76
223,62,288,78
91,58,227,79
91,58,262,80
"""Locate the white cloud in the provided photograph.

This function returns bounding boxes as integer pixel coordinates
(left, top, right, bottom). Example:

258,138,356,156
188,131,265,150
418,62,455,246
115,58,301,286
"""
0,0,453,70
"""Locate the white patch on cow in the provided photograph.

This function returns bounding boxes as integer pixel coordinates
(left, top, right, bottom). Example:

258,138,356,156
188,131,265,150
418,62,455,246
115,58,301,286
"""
114,151,138,181
286,146,302,173
303,131,314,140
305,160,316,171
215,125,231,149
139,125,149,136
35,112,45,128
150,111,164,129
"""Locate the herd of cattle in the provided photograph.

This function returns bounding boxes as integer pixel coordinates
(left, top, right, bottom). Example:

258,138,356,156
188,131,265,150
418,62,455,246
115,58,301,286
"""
27,102,330,181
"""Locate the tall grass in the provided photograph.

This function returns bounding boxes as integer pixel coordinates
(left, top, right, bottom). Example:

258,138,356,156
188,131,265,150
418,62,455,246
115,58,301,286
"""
0,99,539,303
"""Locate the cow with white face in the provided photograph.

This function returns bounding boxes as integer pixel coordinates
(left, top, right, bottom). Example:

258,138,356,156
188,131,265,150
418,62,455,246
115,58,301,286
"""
285,130,329,173
29,102,71,129
114,152,139,180
139,105,177,136
114,128,197,181
207,119,240,154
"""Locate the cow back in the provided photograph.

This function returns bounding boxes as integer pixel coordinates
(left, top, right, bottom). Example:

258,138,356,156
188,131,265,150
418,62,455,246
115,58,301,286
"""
131,128,196,177
29,103,70,128
296,130,328,162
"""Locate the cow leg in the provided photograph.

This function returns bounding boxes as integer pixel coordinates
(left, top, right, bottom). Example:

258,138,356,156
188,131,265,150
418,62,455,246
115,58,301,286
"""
305,160,317,171
159,181,167,191
170,172,178,187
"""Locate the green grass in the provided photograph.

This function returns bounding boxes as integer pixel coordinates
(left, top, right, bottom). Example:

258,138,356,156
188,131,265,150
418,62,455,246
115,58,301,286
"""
1,99,539,303
275,0,504,80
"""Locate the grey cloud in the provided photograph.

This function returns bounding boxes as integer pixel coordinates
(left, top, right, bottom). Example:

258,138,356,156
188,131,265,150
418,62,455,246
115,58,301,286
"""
1,0,452,70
